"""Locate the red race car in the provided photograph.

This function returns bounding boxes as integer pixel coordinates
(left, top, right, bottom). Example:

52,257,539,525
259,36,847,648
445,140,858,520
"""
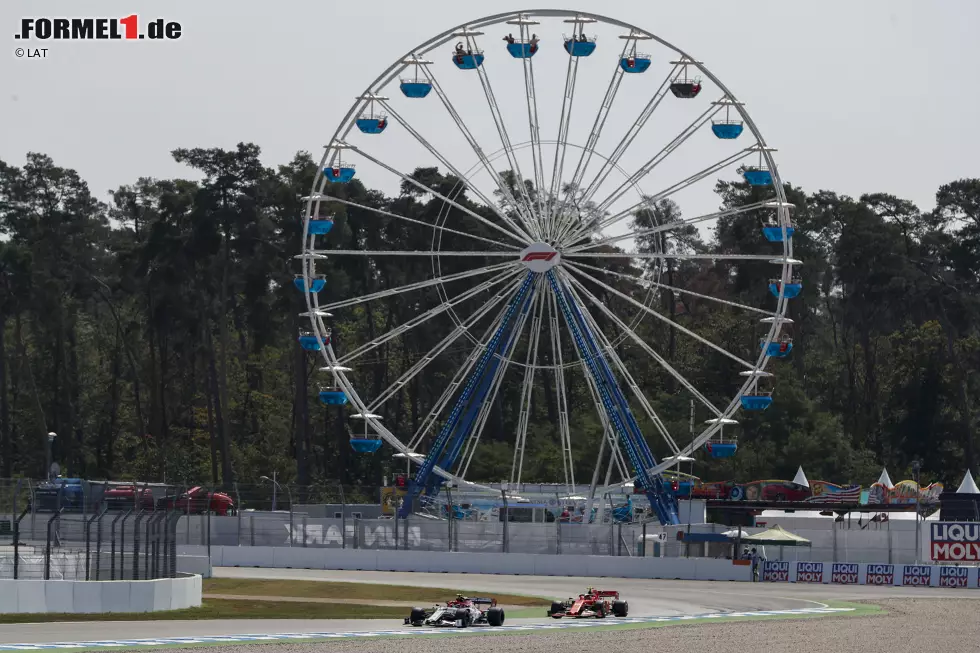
157,486,235,515
548,587,629,619
103,485,155,511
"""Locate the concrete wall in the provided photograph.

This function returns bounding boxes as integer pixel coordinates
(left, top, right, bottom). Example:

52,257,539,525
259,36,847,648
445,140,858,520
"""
0,573,202,614
179,545,751,582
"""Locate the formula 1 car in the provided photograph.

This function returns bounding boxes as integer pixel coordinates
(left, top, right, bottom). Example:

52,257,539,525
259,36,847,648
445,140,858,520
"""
405,594,506,628
548,587,628,619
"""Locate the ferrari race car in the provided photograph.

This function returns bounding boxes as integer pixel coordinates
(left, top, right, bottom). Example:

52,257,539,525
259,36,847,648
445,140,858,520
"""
405,594,506,628
548,587,629,619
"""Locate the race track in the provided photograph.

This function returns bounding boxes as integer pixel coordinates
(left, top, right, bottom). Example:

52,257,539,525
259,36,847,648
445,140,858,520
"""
0,566,976,647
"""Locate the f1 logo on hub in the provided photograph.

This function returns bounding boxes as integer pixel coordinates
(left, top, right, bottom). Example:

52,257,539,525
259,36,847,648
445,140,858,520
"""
15,15,182,41
519,243,560,273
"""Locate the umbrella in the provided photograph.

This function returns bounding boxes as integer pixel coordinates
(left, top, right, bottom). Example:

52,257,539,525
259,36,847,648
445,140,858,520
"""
742,524,811,546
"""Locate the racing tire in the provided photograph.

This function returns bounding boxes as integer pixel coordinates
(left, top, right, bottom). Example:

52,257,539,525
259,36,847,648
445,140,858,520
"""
548,601,565,617
594,603,605,619
409,607,426,626
487,607,505,627
612,600,628,617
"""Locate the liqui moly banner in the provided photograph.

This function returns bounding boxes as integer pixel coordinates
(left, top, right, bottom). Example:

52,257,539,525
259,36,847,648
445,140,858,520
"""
938,566,968,588
931,522,980,562
866,564,894,585
902,565,932,586
831,563,859,584
796,562,824,583
762,560,789,582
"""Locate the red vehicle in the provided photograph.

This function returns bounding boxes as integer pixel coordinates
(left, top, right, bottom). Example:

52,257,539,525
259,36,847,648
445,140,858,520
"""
158,486,235,515
548,587,628,619
103,485,155,511
739,480,811,502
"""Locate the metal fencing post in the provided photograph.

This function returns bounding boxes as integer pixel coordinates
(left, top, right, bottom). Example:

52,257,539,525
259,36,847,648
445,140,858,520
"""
288,485,294,548
12,483,30,580
85,505,106,580
44,486,65,580
339,484,347,549
111,509,131,580
170,512,179,578
249,514,255,546
501,490,509,553
555,493,561,555
394,502,399,551
206,490,212,563
302,514,308,547
132,509,145,580
446,485,453,553
161,508,171,578
641,521,647,557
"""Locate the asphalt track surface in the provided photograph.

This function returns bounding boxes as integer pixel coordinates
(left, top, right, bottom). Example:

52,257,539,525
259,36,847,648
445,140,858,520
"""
0,566,975,646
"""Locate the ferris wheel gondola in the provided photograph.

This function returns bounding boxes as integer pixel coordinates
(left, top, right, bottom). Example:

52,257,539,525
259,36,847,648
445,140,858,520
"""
297,10,800,525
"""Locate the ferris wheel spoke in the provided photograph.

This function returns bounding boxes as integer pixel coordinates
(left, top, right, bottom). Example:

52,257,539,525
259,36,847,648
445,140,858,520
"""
565,201,773,254
314,196,519,251
562,275,681,455
336,268,522,365
515,23,549,236
466,36,539,236
561,149,753,247
374,100,535,243
509,280,547,486
421,63,538,236
350,145,530,246
303,249,516,258
321,261,515,312
559,269,723,416
547,22,584,228
564,251,786,263
545,285,578,491
366,273,522,413
591,102,723,214
554,36,630,222
407,285,518,451
566,259,774,317
577,64,679,206
564,263,755,370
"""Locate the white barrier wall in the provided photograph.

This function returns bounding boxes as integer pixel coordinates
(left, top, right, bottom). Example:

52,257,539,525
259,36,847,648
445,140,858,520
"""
181,545,751,582
0,573,202,614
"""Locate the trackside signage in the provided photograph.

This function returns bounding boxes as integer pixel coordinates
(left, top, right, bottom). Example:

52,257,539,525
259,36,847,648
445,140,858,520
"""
866,564,894,585
762,560,789,582
938,566,968,588
831,563,859,584
931,522,980,562
902,565,931,586
796,562,823,583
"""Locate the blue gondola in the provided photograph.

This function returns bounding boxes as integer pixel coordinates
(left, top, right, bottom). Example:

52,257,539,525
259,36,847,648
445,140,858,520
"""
620,55,651,73
761,224,795,242
564,39,596,56
712,122,744,139
299,334,321,351
400,80,433,98
350,437,383,453
740,166,772,186
318,388,348,406
452,51,485,70
704,441,738,458
761,338,793,358
740,394,773,411
506,41,538,58
308,217,334,235
323,166,356,183
768,279,803,299
293,274,326,293
355,117,388,134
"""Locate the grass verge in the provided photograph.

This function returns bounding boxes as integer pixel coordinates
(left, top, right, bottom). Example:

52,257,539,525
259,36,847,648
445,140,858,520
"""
202,578,550,607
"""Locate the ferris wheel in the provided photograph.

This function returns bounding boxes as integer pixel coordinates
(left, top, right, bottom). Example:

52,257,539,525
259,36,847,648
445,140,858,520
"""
297,10,800,525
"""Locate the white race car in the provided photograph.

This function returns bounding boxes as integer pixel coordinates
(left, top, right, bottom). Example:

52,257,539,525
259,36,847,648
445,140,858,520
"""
405,594,505,628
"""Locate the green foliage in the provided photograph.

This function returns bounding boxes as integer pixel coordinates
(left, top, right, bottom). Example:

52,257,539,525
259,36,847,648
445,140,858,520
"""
0,145,976,489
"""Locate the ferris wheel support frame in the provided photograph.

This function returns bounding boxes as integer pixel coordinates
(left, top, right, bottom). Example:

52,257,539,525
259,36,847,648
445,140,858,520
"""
301,9,795,523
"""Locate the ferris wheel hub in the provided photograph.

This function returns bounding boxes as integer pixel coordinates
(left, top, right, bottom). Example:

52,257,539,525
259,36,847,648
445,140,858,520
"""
519,242,561,272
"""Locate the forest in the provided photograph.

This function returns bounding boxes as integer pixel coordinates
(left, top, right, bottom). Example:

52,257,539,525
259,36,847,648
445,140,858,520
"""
0,144,976,493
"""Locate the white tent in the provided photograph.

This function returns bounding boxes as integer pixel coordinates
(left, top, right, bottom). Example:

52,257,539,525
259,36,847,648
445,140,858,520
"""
956,470,980,495
876,468,893,488
792,466,809,488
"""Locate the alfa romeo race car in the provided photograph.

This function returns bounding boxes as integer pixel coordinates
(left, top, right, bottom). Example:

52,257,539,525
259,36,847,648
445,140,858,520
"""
405,594,506,628
548,587,628,619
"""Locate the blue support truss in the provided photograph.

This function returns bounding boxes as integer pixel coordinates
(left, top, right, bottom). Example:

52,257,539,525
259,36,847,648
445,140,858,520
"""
547,272,680,525
398,272,536,517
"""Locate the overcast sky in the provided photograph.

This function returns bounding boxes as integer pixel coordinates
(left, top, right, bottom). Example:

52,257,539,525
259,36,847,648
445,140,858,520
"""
3,0,978,221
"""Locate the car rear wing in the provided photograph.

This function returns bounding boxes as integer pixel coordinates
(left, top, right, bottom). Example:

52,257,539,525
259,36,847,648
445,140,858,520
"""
468,597,497,606
595,591,620,598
